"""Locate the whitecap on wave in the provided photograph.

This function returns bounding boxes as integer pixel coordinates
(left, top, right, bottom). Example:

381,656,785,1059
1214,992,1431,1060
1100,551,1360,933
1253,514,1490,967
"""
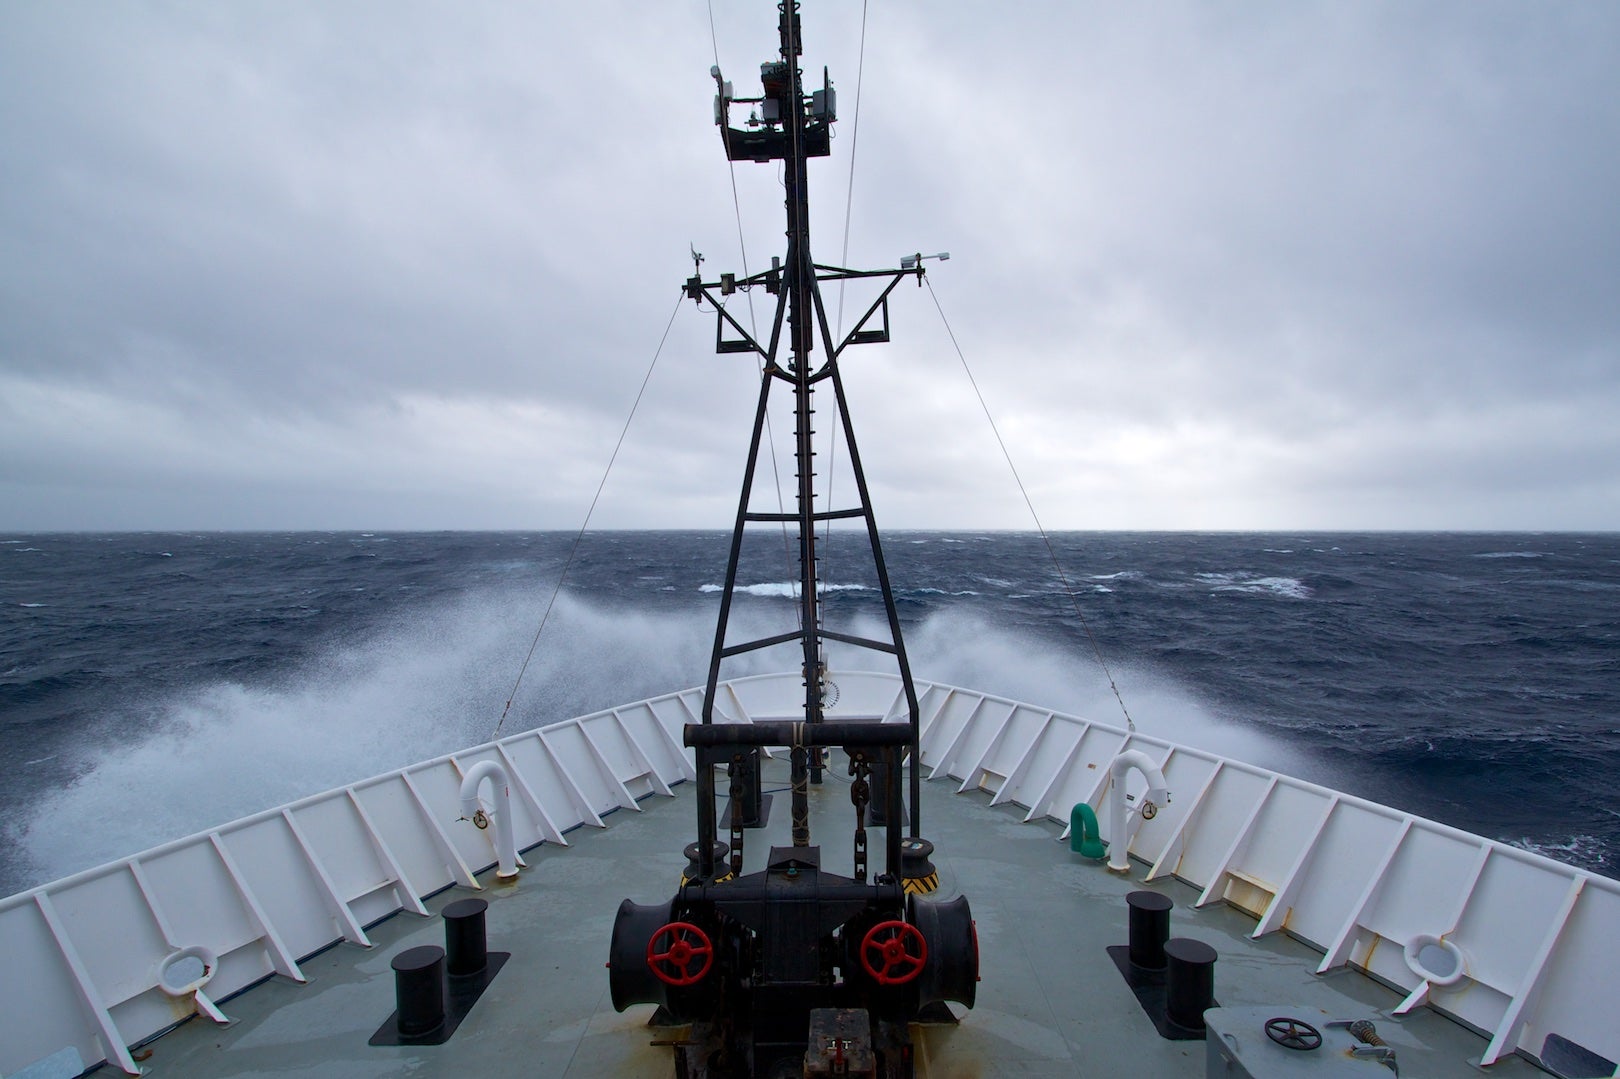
698,582,871,598
1195,572,1313,599
1509,833,1611,868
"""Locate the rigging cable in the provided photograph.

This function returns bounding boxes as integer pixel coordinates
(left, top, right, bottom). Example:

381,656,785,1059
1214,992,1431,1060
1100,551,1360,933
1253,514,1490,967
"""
834,0,869,339
705,0,760,344
708,0,800,625
824,0,871,568
491,295,684,739
923,276,1137,733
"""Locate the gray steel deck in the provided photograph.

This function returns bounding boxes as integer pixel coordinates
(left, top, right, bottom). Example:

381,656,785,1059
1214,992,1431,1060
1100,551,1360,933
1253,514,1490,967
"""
135,752,1539,1077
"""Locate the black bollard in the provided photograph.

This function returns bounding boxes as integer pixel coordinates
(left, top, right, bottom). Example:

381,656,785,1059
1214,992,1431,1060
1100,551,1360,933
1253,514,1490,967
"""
391,945,447,1038
1126,891,1173,971
443,898,489,979
1164,937,1217,1032
729,748,764,826
867,760,910,827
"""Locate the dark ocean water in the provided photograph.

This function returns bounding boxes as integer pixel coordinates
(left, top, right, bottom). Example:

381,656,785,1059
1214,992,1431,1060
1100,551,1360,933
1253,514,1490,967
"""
3,530,1617,897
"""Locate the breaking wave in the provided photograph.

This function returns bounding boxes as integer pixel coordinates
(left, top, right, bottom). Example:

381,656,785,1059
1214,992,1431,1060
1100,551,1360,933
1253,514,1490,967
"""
7,592,1299,893
1194,572,1313,599
698,582,872,598
5,529,1618,892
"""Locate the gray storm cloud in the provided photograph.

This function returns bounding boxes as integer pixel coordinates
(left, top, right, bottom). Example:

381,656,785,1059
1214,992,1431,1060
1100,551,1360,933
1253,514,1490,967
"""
3,1,1616,530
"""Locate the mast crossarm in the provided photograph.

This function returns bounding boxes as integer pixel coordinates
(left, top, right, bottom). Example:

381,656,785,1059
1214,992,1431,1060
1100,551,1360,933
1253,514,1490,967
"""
718,630,805,660
819,629,899,656
744,508,865,523
687,720,912,749
813,265,921,283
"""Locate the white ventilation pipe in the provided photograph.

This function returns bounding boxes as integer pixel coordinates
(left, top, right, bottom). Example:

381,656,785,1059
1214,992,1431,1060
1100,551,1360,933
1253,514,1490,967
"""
1106,750,1171,874
459,759,520,879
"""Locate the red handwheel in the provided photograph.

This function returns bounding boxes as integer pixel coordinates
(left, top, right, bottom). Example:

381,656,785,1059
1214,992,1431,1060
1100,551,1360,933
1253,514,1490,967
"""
860,920,928,985
646,921,714,986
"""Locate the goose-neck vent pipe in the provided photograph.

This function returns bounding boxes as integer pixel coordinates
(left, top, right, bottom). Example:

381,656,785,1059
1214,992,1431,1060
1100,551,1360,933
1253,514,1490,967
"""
1107,750,1170,874
459,760,520,880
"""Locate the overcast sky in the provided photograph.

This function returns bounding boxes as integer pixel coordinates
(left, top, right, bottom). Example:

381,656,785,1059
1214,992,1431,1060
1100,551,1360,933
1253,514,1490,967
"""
3,2,1617,531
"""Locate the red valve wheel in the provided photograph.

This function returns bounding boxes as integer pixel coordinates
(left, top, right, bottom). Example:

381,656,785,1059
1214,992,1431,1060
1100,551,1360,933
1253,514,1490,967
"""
646,921,714,987
860,920,928,985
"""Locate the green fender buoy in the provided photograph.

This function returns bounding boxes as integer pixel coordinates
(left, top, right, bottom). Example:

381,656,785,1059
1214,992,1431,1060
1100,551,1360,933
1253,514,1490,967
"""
1070,803,1107,860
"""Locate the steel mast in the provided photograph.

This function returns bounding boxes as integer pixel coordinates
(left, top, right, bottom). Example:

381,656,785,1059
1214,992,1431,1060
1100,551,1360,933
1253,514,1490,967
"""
608,11,979,1073
688,2,934,882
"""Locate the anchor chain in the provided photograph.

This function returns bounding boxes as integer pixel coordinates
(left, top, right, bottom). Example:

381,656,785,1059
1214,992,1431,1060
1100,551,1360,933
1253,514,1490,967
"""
849,752,871,883
791,744,811,846
727,755,747,877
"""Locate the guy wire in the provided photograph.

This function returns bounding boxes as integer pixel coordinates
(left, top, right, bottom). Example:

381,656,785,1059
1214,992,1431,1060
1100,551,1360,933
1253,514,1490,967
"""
923,276,1137,733
492,295,683,739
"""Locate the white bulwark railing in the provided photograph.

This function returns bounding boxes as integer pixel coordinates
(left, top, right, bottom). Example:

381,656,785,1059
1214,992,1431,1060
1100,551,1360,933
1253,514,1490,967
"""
1,672,1615,1076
